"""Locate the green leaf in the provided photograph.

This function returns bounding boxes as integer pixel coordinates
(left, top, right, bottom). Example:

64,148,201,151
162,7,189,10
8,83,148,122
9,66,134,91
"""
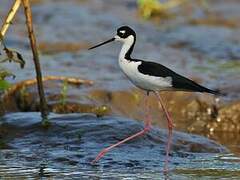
0,79,11,91
0,69,15,80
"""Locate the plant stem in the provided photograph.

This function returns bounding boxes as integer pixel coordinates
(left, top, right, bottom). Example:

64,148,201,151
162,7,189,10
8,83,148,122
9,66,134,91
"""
0,0,21,37
22,0,49,121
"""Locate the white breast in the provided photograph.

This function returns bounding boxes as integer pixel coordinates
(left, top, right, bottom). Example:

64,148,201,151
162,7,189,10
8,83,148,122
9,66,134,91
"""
118,58,173,91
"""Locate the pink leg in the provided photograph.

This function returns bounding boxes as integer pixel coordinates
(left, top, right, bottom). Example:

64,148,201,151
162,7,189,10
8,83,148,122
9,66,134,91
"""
144,91,151,127
92,92,151,164
154,91,173,173
154,92,174,130
163,125,173,173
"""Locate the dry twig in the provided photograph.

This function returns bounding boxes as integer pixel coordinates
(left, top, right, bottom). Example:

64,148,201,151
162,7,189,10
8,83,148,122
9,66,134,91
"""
2,75,93,98
22,0,49,121
0,0,21,37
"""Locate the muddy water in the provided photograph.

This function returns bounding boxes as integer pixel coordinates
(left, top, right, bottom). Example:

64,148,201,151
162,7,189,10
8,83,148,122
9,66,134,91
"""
0,0,240,179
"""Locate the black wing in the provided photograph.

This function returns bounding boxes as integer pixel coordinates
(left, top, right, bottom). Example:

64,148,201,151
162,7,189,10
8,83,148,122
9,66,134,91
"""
137,60,218,94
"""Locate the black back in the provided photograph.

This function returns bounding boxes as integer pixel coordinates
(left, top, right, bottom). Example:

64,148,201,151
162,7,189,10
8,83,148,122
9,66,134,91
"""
137,60,218,94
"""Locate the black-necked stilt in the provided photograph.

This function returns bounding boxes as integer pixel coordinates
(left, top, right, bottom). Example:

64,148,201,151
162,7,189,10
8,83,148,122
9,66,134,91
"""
89,26,218,171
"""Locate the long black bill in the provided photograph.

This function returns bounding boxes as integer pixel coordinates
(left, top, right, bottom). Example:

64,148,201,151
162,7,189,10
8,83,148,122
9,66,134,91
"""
88,38,115,50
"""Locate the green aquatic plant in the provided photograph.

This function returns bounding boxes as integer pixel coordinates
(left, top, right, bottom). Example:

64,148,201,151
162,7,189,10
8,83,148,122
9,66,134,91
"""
0,69,15,91
60,80,69,107
137,0,186,19
137,0,209,20
0,69,15,80
0,79,10,91
137,0,161,19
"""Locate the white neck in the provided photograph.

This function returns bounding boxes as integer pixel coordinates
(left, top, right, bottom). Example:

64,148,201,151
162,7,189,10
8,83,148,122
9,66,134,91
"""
119,35,135,61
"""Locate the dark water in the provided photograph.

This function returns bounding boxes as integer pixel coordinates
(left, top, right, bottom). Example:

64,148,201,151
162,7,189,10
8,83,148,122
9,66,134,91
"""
0,112,239,179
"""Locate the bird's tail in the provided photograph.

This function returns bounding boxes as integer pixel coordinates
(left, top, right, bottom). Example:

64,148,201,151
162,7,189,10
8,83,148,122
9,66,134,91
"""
203,87,221,95
183,78,221,95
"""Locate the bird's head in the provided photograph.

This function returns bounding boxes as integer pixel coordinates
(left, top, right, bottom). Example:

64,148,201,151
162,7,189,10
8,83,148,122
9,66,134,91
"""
88,26,136,50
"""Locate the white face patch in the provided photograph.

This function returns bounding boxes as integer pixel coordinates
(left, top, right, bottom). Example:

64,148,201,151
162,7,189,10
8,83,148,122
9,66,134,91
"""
118,35,134,60
123,35,134,44
120,30,125,34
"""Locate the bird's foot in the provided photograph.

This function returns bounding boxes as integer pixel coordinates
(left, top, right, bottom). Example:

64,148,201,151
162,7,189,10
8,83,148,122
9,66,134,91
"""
91,148,108,164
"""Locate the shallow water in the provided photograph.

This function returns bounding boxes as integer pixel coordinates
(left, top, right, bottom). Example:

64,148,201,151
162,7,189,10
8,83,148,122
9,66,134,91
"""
1,0,239,96
0,112,239,179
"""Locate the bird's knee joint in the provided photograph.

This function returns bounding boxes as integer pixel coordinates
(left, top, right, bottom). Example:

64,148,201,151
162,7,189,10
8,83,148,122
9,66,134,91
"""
144,125,151,131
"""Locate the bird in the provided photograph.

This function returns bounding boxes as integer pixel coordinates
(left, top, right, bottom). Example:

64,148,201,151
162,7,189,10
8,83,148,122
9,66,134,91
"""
88,25,219,171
